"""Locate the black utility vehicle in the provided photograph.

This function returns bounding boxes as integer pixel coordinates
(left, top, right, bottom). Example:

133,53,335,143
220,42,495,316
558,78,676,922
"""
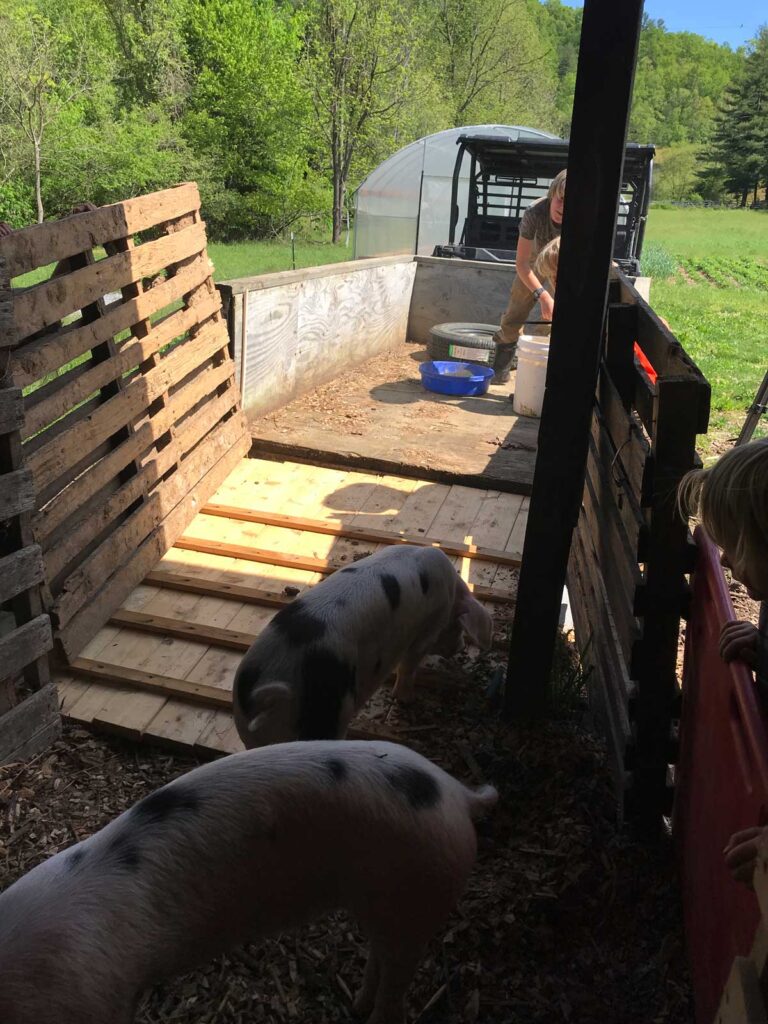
433,135,654,275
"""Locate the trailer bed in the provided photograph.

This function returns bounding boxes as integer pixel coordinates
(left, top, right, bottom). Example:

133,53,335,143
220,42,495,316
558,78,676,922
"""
249,342,539,494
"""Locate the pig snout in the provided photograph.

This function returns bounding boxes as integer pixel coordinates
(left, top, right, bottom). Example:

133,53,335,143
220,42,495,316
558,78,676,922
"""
0,741,497,1024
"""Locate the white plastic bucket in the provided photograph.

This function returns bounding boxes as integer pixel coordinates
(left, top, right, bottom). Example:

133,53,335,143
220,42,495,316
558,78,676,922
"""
512,334,550,418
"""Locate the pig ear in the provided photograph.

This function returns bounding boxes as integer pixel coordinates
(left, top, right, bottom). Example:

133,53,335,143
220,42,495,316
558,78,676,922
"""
459,599,493,650
249,682,291,711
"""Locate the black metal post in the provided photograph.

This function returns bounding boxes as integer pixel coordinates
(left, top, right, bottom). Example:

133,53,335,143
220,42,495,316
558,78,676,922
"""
504,0,645,718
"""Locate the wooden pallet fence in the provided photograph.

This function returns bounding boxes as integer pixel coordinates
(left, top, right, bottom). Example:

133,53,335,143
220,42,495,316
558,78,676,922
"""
0,377,57,763
567,274,710,827
0,185,250,663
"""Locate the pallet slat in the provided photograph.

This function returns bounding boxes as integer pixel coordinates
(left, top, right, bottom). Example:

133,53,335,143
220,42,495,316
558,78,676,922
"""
110,609,257,651
0,615,53,681
9,222,207,344
0,545,46,605
1,182,201,277
53,414,249,632
22,291,221,439
45,388,240,581
201,504,522,567
58,425,250,660
145,569,293,607
0,388,24,434
27,321,228,493
172,536,516,605
0,468,36,519
37,359,237,545
11,255,212,389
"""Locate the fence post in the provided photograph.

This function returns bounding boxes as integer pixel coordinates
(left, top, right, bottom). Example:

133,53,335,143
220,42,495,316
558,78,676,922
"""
504,0,644,718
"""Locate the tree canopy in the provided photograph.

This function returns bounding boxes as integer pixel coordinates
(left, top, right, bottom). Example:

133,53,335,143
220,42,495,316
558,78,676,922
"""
0,0,761,236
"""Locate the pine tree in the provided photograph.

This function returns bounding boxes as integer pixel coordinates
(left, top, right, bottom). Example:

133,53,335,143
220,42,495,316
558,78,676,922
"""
704,27,768,206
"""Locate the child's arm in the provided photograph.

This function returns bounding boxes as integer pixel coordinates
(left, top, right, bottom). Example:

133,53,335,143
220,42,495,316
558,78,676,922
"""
719,620,760,667
724,826,767,888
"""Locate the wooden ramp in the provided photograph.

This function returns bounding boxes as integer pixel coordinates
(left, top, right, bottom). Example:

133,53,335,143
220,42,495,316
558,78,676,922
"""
55,458,527,756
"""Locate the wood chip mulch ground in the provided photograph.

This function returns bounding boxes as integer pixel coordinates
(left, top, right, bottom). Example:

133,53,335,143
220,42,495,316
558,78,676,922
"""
0,643,692,1024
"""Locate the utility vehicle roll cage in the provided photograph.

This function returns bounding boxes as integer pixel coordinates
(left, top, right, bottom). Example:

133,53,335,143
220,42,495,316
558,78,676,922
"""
433,135,655,275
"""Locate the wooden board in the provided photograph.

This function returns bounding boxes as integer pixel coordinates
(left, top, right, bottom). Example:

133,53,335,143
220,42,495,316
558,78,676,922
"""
223,258,416,419
407,256,512,345
0,684,61,765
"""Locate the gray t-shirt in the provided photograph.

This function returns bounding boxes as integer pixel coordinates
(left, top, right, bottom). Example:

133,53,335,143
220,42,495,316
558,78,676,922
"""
519,197,561,258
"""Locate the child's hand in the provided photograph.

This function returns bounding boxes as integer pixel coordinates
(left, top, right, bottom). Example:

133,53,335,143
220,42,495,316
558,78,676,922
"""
719,619,759,667
724,826,767,888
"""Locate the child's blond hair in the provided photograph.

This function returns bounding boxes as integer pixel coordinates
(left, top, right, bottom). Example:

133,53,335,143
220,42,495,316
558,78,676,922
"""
534,235,560,289
678,440,768,574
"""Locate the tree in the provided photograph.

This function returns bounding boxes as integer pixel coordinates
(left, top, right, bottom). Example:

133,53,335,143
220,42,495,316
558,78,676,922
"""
100,0,190,116
0,11,90,222
303,0,416,242
652,145,699,201
424,0,555,129
184,0,321,240
704,27,768,205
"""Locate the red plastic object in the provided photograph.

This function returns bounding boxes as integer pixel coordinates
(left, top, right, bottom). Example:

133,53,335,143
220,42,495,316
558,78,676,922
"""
674,527,768,1022
633,341,658,384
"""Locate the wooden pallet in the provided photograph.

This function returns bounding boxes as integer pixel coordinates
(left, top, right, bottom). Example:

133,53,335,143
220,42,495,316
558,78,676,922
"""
54,457,527,756
1,185,250,663
0,382,57,764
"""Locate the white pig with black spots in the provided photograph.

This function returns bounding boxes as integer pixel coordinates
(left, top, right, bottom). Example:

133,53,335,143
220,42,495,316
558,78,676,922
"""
0,740,498,1024
233,545,494,748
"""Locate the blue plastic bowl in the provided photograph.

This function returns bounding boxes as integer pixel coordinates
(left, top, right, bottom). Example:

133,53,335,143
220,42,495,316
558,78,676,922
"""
419,360,495,397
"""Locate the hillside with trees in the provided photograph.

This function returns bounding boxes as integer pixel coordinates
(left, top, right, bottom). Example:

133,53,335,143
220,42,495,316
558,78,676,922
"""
0,0,763,238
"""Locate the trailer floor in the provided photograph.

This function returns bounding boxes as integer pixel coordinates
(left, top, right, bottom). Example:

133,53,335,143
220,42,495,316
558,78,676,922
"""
249,342,539,494
55,456,527,754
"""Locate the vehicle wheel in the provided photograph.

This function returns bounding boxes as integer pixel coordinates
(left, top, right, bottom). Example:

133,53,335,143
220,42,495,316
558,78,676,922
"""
427,322,499,367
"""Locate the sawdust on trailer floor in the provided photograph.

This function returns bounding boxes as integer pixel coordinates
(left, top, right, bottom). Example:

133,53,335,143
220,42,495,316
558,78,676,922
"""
0,645,692,1024
263,345,468,436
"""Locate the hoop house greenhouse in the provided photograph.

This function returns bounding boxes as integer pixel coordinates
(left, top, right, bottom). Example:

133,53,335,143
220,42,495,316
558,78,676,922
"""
353,124,560,259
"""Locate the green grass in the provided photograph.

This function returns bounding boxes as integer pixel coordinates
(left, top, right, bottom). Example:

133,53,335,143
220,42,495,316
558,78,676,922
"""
207,240,351,281
13,238,351,290
644,207,768,452
646,207,768,260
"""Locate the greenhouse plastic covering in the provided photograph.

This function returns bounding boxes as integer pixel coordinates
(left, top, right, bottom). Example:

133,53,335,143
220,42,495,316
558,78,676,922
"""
353,124,560,259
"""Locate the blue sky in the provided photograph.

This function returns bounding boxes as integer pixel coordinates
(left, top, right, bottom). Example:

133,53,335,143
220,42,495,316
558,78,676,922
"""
558,0,763,49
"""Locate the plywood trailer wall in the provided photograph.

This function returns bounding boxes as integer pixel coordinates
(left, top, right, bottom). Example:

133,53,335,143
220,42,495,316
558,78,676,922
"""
218,255,416,419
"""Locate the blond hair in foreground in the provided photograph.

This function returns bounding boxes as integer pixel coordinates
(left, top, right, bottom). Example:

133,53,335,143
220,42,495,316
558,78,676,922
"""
677,439,768,575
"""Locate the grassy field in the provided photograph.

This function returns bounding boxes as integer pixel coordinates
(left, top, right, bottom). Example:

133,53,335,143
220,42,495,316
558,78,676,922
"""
208,240,350,280
12,239,352,290
642,207,768,452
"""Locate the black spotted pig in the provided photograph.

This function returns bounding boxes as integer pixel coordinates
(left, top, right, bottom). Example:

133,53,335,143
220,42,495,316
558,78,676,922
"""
233,545,493,747
0,741,497,1024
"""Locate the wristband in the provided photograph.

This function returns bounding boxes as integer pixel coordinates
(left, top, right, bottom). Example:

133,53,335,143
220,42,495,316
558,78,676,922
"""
532,285,545,301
